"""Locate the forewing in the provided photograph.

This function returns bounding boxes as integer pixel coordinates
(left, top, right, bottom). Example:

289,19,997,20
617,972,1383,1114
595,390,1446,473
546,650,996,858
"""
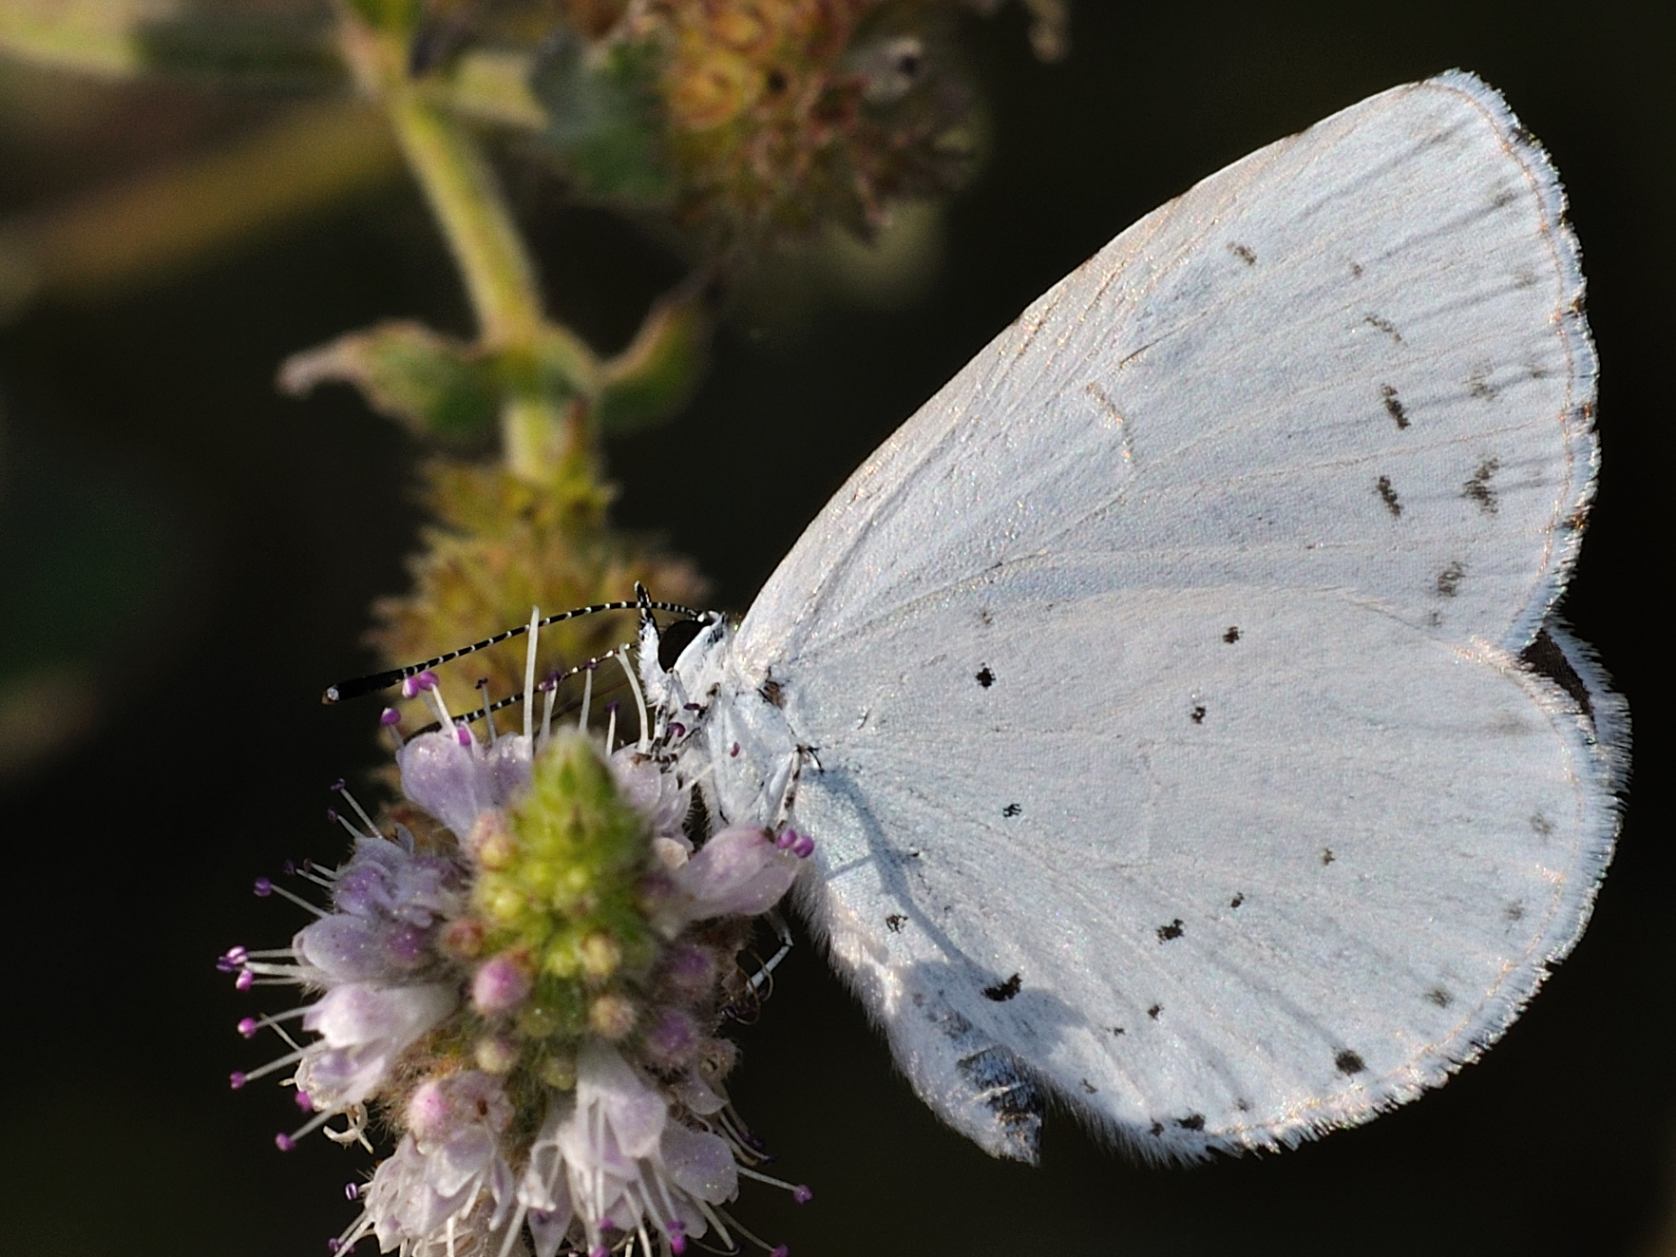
733,71,1594,678
783,587,1618,1159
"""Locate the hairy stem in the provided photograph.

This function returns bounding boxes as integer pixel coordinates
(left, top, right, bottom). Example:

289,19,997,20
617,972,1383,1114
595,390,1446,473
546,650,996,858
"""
340,15,597,482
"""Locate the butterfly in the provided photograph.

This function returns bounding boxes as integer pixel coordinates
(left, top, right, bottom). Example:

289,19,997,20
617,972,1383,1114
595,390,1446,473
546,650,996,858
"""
630,69,1623,1163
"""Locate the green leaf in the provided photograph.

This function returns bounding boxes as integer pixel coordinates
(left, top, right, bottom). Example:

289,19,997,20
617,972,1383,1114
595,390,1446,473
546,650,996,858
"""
529,29,674,205
279,320,499,442
595,288,711,436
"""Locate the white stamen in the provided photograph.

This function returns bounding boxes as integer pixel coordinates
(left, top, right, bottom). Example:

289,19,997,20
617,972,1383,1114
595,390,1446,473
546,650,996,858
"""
523,606,541,744
426,686,453,729
264,882,328,918
617,654,649,752
337,786,382,838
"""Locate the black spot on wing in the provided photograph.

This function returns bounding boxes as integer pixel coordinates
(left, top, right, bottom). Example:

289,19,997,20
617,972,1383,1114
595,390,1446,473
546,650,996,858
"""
1462,458,1500,514
1320,848,1336,866
1229,892,1245,909
1334,1049,1366,1076
1504,902,1526,922
975,666,995,688
1350,261,1364,278
1156,919,1184,943
1080,1078,1099,1094
1376,475,1402,517
758,677,784,707
1466,364,1499,401
1223,626,1241,643
1147,1004,1162,1020
1175,1113,1206,1131
1379,384,1410,430
1364,314,1404,344
1190,704,1206,724
1227,241,1257,265
1426,987,1454,1008
1435,561,1465,598
1530,812,1555,838
955,1046,1044,1139
983,973,1022,1002
1150,1121,1164,1136
885,913,906,933
1109,1026,1126,1036
1001,802,1022,818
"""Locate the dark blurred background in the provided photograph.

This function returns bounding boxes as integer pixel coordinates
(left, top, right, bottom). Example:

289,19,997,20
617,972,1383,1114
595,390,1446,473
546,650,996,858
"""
3,3,1673,1255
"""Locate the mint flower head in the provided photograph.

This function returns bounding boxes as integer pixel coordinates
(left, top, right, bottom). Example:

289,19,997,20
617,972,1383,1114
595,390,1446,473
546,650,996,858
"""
223,617,815,1256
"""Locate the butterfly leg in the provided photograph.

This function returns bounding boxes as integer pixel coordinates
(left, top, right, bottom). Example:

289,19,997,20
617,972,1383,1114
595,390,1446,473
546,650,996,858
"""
770,744,823,828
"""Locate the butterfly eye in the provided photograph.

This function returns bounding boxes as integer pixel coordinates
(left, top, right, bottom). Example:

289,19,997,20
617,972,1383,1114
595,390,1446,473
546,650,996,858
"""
658,617,705,671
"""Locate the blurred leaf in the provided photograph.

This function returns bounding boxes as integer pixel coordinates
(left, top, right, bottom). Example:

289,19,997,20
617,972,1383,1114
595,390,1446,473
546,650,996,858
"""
433,47,547,129
595,286,711,436
530,29,674,205
0,0,343,86
280,320,500,442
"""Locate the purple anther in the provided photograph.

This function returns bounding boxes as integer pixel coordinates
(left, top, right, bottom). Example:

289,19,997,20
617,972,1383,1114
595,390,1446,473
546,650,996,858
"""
282,859,298,875
792,1184,814,1205
344,1182,360,1201
730,742,740,757
325,808,339,824
220,946,248,969
670,1234,687,1255
684,702,702,712
771,1246,790,1257
538,673,558,693
229,1071,248,1090
235,969,254,992
275,1132,296,1152
775,829,797,850
326,1240,342,1254
455,723,472,747
475,677,490,690
380,707,402,727
237,1017,259,1038
401,677,419,698
792,835,815,859
294,1090,314,1111
253,877,273,897
330,779,347,793
668,722,687,740
416,670,439,691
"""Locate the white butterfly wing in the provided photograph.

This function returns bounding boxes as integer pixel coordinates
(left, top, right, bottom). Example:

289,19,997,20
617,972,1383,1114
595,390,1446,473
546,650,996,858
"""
717,72,1620,1160
733,71,1594,676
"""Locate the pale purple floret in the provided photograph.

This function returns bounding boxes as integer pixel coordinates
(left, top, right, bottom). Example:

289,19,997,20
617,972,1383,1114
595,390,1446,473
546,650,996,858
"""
669,825,809,923
360,1071,518,1254
396,728,535,838
514,1043,739,1256
295,981,456,1110
609,748,691,844
293,837,461,983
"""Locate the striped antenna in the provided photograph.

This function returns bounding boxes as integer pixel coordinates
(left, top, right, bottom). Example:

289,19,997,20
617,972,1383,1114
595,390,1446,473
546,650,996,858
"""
321,598,701,704
402,644,636,737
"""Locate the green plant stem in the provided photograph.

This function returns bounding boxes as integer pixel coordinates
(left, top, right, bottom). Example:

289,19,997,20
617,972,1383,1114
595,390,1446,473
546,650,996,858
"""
342,18,597,482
